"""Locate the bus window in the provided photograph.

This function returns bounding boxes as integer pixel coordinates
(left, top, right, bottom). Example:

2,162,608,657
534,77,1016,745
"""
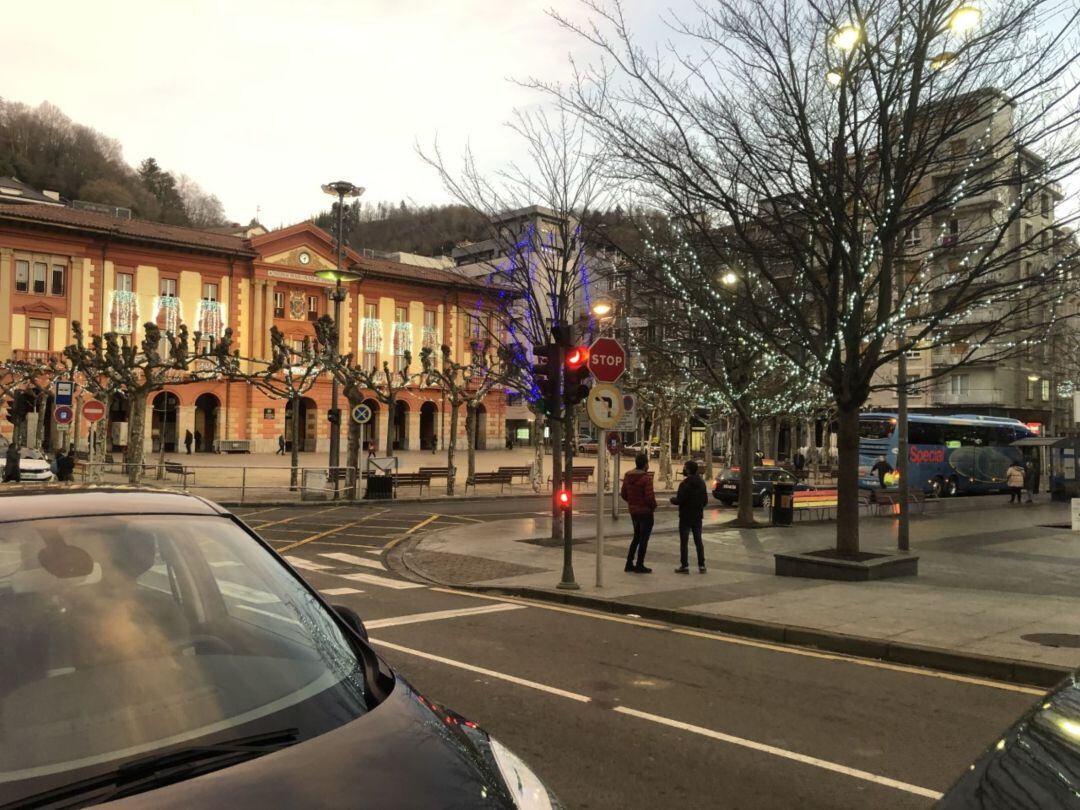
992,427,1016,446
909,422,942,445
859,419,894,440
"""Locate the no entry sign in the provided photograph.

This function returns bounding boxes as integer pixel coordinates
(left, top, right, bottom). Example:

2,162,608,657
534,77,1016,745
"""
83,399,106,423
588,337,626,383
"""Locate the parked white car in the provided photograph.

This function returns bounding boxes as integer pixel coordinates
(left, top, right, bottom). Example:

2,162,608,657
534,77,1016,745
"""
18,448,56,482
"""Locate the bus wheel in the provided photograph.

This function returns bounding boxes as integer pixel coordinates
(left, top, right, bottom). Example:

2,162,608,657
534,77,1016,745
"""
944,477,958,497
930,476,944,497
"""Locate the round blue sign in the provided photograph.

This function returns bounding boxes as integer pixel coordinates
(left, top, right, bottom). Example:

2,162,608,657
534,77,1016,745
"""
351,403,373,425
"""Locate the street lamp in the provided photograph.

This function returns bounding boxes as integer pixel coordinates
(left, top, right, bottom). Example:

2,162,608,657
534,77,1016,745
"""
318,180,365,496
947,4,982,35
720,271,738,286
592,300,613,317
832,22,862,52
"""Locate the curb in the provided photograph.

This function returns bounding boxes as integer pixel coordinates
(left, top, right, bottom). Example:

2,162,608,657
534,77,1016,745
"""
397,540,1069,690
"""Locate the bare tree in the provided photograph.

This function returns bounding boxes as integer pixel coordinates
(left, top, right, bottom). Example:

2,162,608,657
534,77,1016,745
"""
548,0,1080,554
0,357,59,448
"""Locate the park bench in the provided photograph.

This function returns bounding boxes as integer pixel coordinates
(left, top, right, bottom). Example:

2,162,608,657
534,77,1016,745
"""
497,465,532,484
163,462,195,486
465,471,512,494
419,466,451,481
393,472,432,495
792,488,837,521
874,489,927,516
547,467,594,488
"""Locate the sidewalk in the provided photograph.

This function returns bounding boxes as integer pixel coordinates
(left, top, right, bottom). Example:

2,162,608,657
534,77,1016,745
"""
402,498,1080,684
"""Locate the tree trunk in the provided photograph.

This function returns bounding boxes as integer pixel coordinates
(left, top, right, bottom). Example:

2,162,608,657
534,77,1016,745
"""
531,414,545,492
465,402,477,480
735,412,757,526
835,404,862,556
446,402,459,496
659,413,673,490
704,422,715,483
34,393,47,450
385,392,396,459
290,397,301,491
125,390,148,484
550,416,563,542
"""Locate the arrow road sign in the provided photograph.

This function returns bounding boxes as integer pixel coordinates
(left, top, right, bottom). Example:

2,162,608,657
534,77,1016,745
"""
351,403,373,425
586,382,624,429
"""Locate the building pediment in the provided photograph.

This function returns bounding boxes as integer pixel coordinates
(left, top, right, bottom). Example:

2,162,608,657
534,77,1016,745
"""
20,301,57,316
261,246,337,271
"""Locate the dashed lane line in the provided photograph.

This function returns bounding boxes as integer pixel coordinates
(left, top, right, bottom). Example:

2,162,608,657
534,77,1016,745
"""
428,588,1045,696
365,603,524,629
373,639,943,799
277,521,362,553
611,706,942,800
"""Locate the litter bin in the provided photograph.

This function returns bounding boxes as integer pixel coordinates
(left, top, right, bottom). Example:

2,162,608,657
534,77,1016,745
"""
772,482,794,526
365,473,394,500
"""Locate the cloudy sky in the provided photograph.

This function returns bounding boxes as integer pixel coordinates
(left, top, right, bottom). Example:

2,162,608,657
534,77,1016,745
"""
5,0,689,227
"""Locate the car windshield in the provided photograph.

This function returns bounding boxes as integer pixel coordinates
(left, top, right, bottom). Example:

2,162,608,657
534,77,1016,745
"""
0,514,370,806
18,449,45,461
859,419,895,440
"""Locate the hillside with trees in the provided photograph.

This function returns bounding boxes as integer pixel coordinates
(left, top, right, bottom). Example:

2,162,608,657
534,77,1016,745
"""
0,99,227,227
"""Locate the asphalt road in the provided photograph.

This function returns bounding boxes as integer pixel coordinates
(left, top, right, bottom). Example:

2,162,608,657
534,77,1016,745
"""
232,499,1041,809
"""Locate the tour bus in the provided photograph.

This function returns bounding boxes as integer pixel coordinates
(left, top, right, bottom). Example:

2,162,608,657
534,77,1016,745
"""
858,412,1036,496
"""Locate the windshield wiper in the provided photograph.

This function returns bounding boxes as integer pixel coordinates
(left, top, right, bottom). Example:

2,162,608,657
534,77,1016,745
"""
4,728,299,809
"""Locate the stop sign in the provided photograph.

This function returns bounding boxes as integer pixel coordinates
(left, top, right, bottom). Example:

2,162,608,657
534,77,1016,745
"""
83,399,106,423
588,337,626,383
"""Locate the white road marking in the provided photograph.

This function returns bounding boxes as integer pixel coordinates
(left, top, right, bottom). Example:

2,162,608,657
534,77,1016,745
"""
613,706,943,800
322,587,364,596
341,572,426,590
371,639,590,702
284,556,333,572
319,551,385,569
365,603,524,629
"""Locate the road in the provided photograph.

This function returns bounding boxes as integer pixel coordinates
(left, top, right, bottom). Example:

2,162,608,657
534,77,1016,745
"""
232,499,1040,809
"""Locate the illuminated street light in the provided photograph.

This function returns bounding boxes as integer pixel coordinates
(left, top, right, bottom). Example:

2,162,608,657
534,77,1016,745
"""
825,67,845,87
948,3,982,35
721,271,738,286
592,300,613,317
1028,374,1041,382
832,23,862,52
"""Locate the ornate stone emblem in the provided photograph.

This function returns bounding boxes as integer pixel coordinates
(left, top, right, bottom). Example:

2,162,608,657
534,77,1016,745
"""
289,291,305,320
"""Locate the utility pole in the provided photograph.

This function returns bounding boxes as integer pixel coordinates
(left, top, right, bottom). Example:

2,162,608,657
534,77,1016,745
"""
896,258,910,552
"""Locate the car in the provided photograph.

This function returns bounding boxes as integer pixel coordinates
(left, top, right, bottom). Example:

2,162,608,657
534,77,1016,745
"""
575,435,599,453
623,441,660,458
937,670,1080,808
17,448,56,482
0,487,561,809
712,466,814,507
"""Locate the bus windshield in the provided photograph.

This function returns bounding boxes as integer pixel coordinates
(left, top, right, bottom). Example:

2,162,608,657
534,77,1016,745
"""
859,418,895,440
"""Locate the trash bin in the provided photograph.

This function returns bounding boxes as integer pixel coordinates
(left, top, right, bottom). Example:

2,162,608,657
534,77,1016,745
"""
772,482,794,526
365,474,394,500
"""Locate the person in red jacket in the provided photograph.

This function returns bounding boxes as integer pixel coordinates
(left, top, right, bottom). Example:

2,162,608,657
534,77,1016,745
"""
620,452,658,573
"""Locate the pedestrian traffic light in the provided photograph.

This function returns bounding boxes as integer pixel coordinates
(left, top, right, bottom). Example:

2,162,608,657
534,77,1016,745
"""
563,345,591,408
532,343,560,418
556,488,572,511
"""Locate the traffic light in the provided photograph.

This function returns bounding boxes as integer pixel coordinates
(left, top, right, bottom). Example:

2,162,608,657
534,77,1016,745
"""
327,408,340,424
556,488,572,511
532,343,560,417
563,345,591,408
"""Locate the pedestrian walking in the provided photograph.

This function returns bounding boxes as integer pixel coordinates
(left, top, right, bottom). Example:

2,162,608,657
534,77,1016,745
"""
1024,458,1038,504
870,455,893,488
184,429,193,455
4,443,20,483
193,430,202,453
620,452,657,574
57,450,75,482
793,450,806,473
1006,461,1025,504
277,434,286,456
671,460,709,574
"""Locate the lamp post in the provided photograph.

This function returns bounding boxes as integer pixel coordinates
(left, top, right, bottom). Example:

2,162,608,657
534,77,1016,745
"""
318,180,365,497
827,4,980,552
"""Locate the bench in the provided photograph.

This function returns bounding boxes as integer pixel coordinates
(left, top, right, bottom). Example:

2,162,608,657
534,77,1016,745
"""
393,472,432,495
547,468,594,488
418,466,451,481
874,490,927,516
792,488,837,520
216,439,251,454
497,465,533,484
465,471,512,494
164,462,195,486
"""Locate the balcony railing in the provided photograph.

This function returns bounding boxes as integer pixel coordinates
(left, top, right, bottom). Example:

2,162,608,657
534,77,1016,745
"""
11,349,61,364
929,388,1005,406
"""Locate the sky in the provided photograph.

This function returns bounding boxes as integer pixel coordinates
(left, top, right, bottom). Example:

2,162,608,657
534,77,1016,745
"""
4,0,688,228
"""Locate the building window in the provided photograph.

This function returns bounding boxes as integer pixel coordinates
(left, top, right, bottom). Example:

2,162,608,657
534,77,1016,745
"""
160,278,177,298
50,263,66,296
950,138,967,157
274,291,286,318
949,374,969,395
1041,193,1050,218
948,218,959,236
32,262,47,294
1027,378,1037,400
117,272,133,292
362,302,379,369
393,305,410,373
1042,380,1051,401
202,282,218,301
28,318,50,351
1025,224,1034,243
307,295,319,321
14,259,28,293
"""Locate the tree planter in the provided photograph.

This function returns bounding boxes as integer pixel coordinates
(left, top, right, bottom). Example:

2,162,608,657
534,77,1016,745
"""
774,549,918,581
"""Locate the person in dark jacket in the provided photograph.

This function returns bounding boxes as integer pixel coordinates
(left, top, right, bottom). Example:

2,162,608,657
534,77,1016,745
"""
184,430,194,455
4,443,20,483
671,460,709,574
57,450,76,482
620,452,658,573
870,455,893,488
277,434,286,456
193,430,202,452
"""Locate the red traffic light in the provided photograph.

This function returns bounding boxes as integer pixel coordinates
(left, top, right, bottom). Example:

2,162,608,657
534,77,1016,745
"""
565,346,590,370
556,488,572,510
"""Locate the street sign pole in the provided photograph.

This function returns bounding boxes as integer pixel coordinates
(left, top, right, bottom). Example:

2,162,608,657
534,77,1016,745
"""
612,449,620,519
596,429,606,587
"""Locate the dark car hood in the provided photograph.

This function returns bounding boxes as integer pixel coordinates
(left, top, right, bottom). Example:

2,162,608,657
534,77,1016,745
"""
102,676,515,809
936,673,1078,809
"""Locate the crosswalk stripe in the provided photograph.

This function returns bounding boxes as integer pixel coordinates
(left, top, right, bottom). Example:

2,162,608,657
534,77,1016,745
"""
284,556,333,572
322,587,364,596
340,572,426,590
319,552,384,569
365,603,525,629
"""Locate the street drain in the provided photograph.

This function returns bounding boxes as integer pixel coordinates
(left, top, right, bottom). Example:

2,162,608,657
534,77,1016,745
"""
1021,633,1080,648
